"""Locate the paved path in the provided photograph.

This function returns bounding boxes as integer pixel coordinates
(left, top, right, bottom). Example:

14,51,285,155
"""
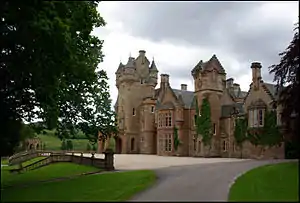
129,159,291,201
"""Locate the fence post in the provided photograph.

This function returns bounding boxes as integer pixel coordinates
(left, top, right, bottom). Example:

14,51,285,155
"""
104,149,114,171
91,152,95,166
80,152,83,163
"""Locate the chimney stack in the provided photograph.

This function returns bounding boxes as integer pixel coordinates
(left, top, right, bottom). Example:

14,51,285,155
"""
181,84,187,91
160,74,170,89
139,50,146,57
251,62,262,90
233,83,240,96
226,78,234,88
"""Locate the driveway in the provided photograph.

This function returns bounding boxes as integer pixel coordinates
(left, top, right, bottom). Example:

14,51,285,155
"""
129,159,291,201
75,153,249,170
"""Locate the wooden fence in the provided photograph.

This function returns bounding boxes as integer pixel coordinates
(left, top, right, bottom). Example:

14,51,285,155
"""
8,149,114,173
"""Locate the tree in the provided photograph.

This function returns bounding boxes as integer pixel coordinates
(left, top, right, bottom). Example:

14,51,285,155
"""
66,140,73,151
269,22,299,158
61,140,67,151
233,117,247,158
173,126,180,152
0,1,108,156
76,70,118,145
197,98,213,148
86,143,91,152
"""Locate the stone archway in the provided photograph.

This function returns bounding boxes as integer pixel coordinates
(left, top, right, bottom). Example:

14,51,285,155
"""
29,144,34,150
131,138,135,151
115,137,122,154
36,144,39,150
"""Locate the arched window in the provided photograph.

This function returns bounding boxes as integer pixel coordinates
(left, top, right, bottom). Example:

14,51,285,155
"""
131,138,135,151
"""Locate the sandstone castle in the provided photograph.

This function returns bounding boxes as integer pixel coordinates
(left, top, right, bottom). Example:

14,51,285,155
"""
98,50,284,159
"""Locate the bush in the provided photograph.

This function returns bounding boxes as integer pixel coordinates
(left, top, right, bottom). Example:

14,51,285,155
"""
86,143,91,151
66,140,73,150
92,144,97,151
61,140,67,150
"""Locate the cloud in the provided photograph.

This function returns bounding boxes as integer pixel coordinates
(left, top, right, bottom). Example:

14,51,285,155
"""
94,1,298,105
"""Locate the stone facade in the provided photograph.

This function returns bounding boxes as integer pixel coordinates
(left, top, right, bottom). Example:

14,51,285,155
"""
105,50,285,159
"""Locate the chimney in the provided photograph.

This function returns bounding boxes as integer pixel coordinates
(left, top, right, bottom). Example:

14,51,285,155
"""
139,50,146,57
233,83,240,96
226,78,234,88
160,74,170,89
251,62,262,90
181,84,187,91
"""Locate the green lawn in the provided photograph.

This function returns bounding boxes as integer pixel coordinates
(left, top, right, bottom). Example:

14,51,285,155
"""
37,134,92,151
1,162,100,188
228,162,299,202
2,170,156,202
3,156,47,170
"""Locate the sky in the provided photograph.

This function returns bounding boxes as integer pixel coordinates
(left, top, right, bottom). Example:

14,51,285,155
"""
92,1,298,106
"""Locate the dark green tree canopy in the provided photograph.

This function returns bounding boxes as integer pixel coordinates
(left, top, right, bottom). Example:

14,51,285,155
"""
0,1,116,156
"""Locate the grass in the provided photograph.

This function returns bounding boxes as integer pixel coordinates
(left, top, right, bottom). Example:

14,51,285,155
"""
2,156,47,171
1,162,100,188
228,162,299,202
1,170,156,202
37,134,92,151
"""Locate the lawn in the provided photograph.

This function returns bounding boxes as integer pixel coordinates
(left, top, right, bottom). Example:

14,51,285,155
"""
228,161,299,202
2,156,47,170
37,134,92,151
1,162,100,188
1,170,156,202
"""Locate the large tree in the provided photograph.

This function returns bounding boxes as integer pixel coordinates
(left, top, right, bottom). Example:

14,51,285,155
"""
0,1,116,156
269,22,299,157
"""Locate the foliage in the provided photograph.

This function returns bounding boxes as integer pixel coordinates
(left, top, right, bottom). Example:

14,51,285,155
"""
61,140,67,151
196,98,212,146
43,143,46,150
66,140,73,150
92,143,97,151
173,126,180,151
269,23,299,136
86,143,91,151
195,98,202,137
247,110,282,148
0,1,109,156
234,118,247,147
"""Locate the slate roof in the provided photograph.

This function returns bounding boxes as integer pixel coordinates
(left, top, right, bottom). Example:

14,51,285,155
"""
172,89,194,108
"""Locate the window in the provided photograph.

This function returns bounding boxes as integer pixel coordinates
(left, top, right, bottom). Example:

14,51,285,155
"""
213,123,216,135
193,137,197,151
159,137,164,150
158,114,162,127
132,108,135,116
277,113,282,126
194,115,197,126
140,137,144,142
164,134,172,152
248,109,264,127
140,79,143,84
222,140,228,152
165,112,172,127
151,106,155,113
198,141,201,153
258,109,263,126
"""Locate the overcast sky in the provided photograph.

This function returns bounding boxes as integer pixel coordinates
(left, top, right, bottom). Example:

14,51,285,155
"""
93,1,298,106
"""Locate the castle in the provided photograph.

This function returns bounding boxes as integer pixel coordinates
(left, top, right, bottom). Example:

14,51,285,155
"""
98,50,285,159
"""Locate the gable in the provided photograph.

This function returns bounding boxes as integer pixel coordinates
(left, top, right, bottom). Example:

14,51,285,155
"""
156,86,179,110
244,82,274,110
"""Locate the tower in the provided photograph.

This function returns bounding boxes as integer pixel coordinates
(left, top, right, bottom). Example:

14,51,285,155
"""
191,54,227,155
115,50,158,154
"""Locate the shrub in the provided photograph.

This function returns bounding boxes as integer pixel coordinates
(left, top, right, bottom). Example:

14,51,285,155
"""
86,143,91,151
61,140,67,150
66,140,73,150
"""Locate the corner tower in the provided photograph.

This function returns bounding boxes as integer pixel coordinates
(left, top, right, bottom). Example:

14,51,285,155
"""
191,54,227,155
115,50,159,154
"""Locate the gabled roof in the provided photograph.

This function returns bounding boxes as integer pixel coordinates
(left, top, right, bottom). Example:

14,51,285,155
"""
221,103,245,118
202,54,226,74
